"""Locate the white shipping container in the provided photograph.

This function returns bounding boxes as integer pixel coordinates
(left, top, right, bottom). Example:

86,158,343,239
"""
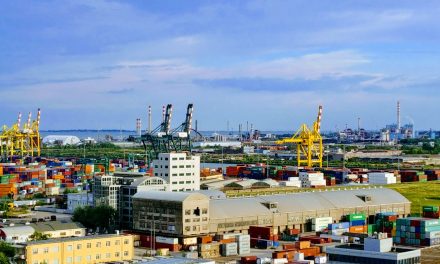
156,236,178,245
331,228,349,236
294,252,304,261
312,217,333,225
427,231,440,239
183,237,197,245
272,258,288,264
237,234,251,241
315,255,327,264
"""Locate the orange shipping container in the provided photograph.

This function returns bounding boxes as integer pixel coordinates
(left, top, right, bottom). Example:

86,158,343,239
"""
298,246,320,257
295,241,311,249
349,225,367,233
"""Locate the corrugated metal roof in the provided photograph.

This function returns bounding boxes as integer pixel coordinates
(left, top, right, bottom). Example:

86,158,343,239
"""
30,221,85,232
210,198,271,219
210,188,409,219
0,225,35,236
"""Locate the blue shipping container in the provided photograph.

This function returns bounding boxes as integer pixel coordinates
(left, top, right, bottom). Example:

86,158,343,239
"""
350,220,366,226
328,222,350,230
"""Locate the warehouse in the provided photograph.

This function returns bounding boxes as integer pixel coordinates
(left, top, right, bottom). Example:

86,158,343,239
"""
132,187,410,237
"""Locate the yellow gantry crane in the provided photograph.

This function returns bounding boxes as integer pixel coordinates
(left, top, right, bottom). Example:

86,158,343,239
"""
0,109,41,159
276,105,323,167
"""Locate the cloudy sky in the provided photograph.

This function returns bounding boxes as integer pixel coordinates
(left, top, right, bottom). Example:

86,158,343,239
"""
1,0,440,131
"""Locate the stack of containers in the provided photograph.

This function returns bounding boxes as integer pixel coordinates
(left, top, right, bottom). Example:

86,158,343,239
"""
347,213,367,234
400,170,427,182
237,234,251,255
375,212,397,237
279,177,301,187
325,176,336,186
323,169,348,184
299,171,326,188
248,226,278,249
312,217,333,232
394,217,440,246
425,170,440,181
367,172,397,185
422,206,440,218
220,242,237,256
328,222,350,235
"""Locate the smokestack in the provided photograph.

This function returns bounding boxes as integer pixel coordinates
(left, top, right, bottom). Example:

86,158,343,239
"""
136,118,141,136
397,101,401,133
195,120,198,132
148,106,152,133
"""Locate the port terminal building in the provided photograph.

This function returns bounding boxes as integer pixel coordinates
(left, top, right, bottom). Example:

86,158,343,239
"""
132,187,410,237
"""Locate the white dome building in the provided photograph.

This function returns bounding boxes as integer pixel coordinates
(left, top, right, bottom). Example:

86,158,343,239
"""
42,135,81,146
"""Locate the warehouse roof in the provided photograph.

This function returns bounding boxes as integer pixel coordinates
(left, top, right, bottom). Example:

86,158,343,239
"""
30,221,85,232
133,191,208,202
0,225,35,236
210,187,409,219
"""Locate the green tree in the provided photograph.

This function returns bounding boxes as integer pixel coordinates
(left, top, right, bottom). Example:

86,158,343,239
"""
0,242,15,258
29,231,51,241
0,252,9,264
72,205,116,231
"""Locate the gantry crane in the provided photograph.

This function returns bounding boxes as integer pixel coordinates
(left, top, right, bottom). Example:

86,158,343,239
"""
0,109,41,160
276,105,323,167
141,104,199,164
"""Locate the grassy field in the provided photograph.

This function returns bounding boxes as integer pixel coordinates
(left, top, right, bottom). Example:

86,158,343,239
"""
387,181,440,215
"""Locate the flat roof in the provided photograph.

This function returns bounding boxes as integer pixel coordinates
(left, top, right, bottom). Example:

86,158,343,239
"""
22,234,132,245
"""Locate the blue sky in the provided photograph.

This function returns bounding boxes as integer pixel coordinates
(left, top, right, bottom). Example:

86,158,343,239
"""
1,0,440,131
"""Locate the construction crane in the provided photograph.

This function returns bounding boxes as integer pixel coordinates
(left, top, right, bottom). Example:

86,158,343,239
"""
276,105,323,167
141,104,198,164
0,109,41,160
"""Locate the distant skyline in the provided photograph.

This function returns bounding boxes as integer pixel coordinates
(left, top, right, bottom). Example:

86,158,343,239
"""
2,1,440,131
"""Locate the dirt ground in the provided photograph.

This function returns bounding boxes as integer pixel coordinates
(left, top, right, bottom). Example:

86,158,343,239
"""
421,245,440,264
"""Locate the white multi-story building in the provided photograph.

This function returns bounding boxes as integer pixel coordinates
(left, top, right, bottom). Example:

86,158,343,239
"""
152,152,200,192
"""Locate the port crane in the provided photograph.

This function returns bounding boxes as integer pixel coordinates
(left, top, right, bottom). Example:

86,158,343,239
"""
0,109,41,160
141,104,199,164
276,105,323,167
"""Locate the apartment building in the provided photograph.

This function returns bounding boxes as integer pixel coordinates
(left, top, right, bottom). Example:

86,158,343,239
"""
152,152,200,192
17,234,134,264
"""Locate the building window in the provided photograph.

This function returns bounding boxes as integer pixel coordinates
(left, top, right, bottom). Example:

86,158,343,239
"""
124,239,129,245
172,157,177,160
172,166,177,168
185,219,191,223
115,252,120,257
96,254,101,260
179,173,184,176
186,181,191,184
155,173,158,176
67,245,73,251
115,240,120,245
165,165,168,168
87,243,91,248
185,210,191,215
75,256,81,263
44,247,49,253
60,232,67,236
86,256,91,261
124,251,129,256
32,248,38,254
66,257,72,263
52,246,59,252
52,259,59,264
185,226,190,231
179,157,184,160
202,217,208,221
165,173,168,176
75,231,81,235
165,157,169,160
186,173,191,176
106,253,111,258
76,244,81,250
172,174,177,176
179,181,184,184
96,242,101,247
186,165,191,168
202,208,208,214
